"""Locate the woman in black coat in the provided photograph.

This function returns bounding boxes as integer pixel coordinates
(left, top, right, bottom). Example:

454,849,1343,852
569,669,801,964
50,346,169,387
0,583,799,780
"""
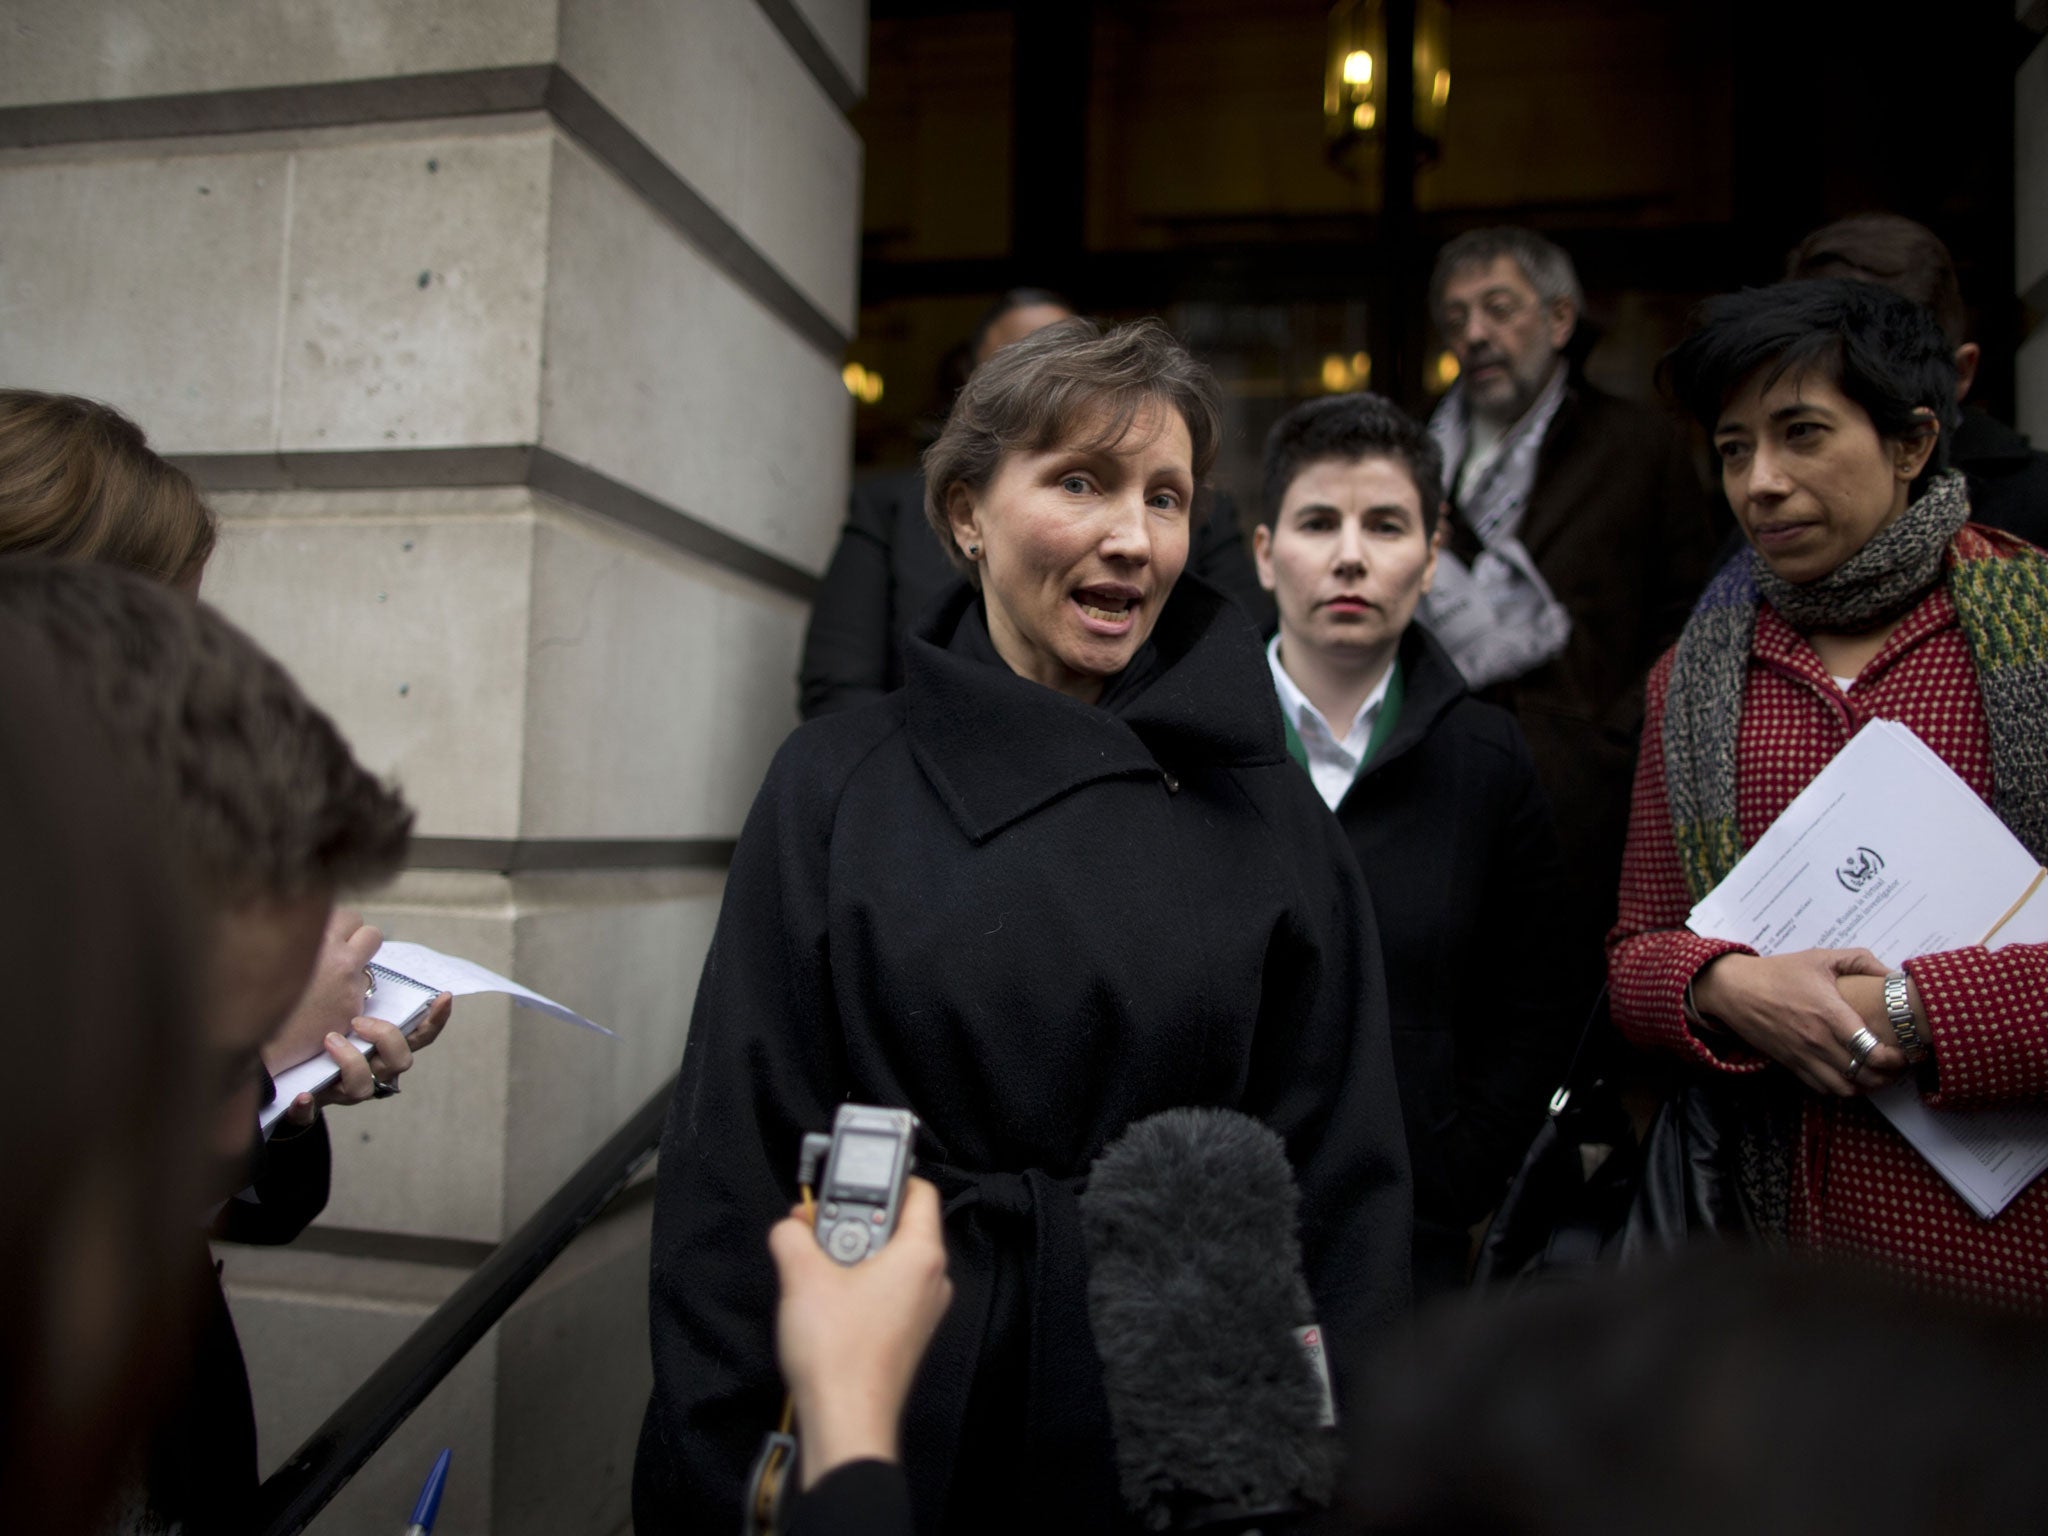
634,320,1412,1534
1251,395,1591,1302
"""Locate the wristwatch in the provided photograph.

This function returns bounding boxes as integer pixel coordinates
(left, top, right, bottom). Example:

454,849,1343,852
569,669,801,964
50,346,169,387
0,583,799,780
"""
1884,969,1929,1064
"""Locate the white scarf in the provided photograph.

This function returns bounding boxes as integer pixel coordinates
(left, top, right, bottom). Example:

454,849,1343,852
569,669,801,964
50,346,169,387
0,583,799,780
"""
1419,366,1574,689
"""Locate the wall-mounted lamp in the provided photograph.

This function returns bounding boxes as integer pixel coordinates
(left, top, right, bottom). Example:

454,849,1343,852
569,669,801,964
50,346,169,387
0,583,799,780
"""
1324,0,1452,169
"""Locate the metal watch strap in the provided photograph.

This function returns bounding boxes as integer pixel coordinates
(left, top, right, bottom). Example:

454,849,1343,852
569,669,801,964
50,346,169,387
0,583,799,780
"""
1884,969,1928,1064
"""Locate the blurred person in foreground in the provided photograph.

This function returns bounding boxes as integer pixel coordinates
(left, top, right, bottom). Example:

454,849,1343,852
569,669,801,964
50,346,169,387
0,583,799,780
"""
636,318,1410,1533
1421,228,1715,965
1332,1252,2048,1535
0,560,421,1530
799,290,1272,718
1609,280,2048,1303
1251,394,1585,1300
0,639,207,1536
1787,211,2048,547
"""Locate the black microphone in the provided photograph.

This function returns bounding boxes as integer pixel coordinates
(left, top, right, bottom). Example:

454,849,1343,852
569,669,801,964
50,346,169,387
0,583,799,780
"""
1079,1107,1339,1533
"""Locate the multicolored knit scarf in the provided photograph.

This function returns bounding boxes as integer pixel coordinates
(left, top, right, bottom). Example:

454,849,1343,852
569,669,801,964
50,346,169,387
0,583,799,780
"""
1660,470,2048,1236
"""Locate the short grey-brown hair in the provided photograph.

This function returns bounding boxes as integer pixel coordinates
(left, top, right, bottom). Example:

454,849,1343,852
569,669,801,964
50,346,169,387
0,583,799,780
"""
1429,227,1584,325
921,316,1223,579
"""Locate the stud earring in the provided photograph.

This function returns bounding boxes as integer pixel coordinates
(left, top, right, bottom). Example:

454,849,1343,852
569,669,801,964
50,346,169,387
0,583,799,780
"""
966,542,981,557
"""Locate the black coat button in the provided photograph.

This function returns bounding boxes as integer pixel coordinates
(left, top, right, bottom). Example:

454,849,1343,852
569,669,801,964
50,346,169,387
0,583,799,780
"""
1162,772,1181,794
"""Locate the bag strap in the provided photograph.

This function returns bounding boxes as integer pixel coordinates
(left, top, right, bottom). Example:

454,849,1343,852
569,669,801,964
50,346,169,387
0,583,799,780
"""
1546,984,1611,1117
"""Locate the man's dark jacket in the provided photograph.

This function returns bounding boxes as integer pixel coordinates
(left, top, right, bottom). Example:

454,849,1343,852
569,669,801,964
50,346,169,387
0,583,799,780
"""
799,472,1276,718
1322,623,1588,1299
1953,408,2048,548
1449,377,1713,954
636,577,1412,1536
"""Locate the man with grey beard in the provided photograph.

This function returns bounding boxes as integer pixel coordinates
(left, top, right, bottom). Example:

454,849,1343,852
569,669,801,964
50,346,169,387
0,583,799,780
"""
1420,227,1712,974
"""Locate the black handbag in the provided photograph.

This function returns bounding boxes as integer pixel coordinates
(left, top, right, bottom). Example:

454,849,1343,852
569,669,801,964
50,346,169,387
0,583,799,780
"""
1475,991,1758,1287
1616,1079,1762,1260
1473,989,1642,1284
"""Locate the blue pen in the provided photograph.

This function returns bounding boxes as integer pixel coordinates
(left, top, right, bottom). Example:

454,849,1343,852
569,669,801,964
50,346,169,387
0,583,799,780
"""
404,1448,451,1536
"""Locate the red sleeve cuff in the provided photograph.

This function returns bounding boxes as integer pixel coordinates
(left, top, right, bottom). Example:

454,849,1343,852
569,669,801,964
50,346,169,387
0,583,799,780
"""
1610,931,1765,1073
1906,943,2048,1108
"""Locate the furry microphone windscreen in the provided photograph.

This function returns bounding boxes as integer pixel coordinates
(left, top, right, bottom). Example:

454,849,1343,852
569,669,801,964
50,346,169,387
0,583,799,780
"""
1079,1107,1338,1531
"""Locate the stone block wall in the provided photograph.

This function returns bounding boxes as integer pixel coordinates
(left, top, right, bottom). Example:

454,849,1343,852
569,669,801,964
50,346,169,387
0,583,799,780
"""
0,2,867,1530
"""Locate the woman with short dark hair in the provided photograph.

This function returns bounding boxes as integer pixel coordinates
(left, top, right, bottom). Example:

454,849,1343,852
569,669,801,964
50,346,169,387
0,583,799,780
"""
1610,279,2048,1303
638,318,1412,1532
1251,392,1583,1301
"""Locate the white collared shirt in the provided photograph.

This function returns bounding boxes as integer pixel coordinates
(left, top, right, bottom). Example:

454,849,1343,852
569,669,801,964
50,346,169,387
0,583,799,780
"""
1266,635,1394,811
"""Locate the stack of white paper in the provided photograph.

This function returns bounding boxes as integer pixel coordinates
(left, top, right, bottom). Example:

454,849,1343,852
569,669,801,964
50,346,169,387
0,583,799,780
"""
1686,719,2048,1218
261,941,613,1133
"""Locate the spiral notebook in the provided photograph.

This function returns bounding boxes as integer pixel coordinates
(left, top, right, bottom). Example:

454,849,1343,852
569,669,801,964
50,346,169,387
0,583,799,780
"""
260,940,612,1133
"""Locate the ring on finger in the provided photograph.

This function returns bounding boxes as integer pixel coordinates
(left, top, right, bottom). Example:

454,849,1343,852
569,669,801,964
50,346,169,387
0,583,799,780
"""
372,1077,401,1099
1846,1025,1882,1077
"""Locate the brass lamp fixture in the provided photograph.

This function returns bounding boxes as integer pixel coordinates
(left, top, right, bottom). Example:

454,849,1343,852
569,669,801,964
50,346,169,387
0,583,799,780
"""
1324,0,1451,168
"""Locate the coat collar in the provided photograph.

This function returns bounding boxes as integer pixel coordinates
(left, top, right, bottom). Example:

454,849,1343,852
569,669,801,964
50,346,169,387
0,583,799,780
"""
1347,620,1469,788
903,576,1288,844
1752,583,1957,699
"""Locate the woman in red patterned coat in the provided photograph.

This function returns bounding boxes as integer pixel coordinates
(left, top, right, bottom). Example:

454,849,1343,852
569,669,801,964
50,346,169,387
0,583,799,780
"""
1609,279,2048,1308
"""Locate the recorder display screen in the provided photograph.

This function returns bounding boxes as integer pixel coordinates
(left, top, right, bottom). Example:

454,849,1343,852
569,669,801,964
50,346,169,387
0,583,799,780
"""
833,1130,901,1193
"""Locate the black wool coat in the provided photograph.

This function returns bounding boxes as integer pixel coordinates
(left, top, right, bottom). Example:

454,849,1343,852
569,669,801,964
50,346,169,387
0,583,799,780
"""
1322,624,1592,1299
636,578,1411,1535
798,472,1277,718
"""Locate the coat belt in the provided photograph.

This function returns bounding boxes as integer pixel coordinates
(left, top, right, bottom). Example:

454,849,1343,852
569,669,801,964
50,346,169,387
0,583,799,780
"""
902,1160,1124,1532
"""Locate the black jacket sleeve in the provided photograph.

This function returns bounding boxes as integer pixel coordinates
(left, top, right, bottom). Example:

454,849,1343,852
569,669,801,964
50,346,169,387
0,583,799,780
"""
214,1086,332,1246
1238,768,1413,1397
634,733,853,1532
1437,722,1583,1224
789,1459,915,1536
800,484,905,720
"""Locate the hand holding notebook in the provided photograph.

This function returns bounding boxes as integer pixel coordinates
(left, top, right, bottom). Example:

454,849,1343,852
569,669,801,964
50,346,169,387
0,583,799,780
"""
260,939,613,1133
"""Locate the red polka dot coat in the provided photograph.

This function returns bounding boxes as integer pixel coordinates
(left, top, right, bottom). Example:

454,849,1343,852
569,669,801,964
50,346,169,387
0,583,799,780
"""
1610,577,2048,1309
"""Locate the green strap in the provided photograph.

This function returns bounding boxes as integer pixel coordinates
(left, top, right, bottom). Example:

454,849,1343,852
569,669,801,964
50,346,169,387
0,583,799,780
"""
1279,658,1405,775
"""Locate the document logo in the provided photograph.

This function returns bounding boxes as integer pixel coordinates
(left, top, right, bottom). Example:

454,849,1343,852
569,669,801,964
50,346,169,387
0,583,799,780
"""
1836,846,1886,893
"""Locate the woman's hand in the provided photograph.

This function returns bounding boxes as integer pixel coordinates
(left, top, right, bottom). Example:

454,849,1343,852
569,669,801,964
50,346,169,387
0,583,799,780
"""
278,992,454,1128
264,907,457,1127
769,1176,953,1490
1691,949,1907,1096
263,907,381,1078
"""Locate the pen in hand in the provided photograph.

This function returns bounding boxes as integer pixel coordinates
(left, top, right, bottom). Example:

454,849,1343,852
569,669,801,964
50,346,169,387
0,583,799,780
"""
404,1448,451,1536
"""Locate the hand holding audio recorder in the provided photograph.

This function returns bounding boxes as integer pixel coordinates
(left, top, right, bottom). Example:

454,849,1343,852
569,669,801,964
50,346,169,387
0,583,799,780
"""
799,1104,920,1264
747,1105,948,1533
